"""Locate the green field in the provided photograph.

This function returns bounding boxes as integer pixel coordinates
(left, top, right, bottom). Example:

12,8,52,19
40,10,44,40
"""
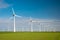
0,32,60,40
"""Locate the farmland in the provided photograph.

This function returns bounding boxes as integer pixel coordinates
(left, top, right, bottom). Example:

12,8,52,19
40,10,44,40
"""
0,32,60,40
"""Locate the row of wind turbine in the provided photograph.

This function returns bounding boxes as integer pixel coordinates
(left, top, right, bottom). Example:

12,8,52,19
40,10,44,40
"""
9,8,55,32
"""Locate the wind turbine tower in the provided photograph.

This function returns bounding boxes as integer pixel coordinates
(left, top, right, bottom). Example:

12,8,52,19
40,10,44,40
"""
12,8,16,32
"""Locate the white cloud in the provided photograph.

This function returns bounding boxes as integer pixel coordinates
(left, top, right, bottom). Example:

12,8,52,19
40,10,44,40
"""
0,0,11,8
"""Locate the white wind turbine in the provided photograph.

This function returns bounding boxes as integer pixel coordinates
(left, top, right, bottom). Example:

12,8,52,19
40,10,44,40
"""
28,17,40,32
10,8,22,32
30,17,40,32
25,16,33,32
29,16,33,32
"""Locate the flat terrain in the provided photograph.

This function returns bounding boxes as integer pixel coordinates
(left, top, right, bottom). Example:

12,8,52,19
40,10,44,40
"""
0,32,60,40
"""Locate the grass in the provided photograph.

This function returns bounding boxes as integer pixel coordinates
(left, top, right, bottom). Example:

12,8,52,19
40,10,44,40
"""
0,32,60,40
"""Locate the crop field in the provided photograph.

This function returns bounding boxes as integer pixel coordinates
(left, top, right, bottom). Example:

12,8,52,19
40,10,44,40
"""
0,32,60,40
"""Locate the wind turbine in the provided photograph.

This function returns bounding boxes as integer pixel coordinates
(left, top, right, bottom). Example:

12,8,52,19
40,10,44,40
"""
25,16,33,32
29,17,40,32
29,16,33,32
10,8,22,32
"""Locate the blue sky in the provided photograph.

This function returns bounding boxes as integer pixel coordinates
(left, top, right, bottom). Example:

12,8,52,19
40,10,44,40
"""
0,0,60,19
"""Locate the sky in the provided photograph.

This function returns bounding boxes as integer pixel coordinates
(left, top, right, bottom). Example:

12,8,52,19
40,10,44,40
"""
0,0,60,31
0,0,60,19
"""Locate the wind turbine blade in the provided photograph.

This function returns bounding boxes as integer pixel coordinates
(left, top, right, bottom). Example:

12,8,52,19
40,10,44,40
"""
15,15,22,18
9,17,13,20
32,21,40,22
12,8,15,15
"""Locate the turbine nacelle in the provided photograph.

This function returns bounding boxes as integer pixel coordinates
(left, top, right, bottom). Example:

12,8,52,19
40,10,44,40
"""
13,14,15,16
